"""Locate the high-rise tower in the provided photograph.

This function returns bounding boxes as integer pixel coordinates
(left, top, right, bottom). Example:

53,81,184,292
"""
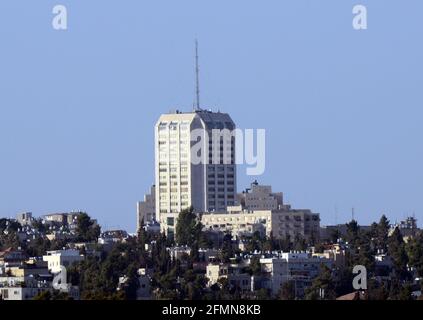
154,109,237,238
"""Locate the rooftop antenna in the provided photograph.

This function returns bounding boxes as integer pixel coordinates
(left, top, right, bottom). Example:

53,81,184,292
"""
195,39,201,111
352,207,355,221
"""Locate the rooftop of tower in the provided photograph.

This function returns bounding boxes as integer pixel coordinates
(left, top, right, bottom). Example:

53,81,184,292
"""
157,109,235,130
167,108,224,115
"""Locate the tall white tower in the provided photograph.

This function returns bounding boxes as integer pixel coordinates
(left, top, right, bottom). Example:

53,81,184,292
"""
154,109,236,238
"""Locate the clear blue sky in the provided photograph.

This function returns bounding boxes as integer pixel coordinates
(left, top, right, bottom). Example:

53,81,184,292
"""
1,1,422,232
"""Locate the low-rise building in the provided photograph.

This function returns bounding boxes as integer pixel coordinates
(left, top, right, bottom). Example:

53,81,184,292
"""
0,258,79,300
201,208,320,241
16,212,34,226
390,216,419,241
117,268,152,300
312,243,346,268
258,252,332,297
137,185,156,231
206,262,251,292
237,181,283,211
43,249,84,273
143,220,161,234
168,246,191,261
98,230,129,245
0,248,28,268
43,211,95,232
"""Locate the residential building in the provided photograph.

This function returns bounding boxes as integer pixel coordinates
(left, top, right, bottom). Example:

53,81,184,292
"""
43,211,94,231
43,213,68,224
137,185,156,231
202,209,272,239
142,220,161,234
42,249,84,273
0,249,27,268
168,246,192,261
312,243,346,268
117,268,152,300
237,181,283,211
0,257,79,300
98,230,129,245
155,109,236,238
391,216,419,240
206,262,251,292
258,252,332,297
201,207,320,241
16,212,34,226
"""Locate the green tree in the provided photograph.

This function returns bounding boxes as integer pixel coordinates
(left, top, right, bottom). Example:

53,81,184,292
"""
376,215,390,252
367,279,389,300
123,263,140,300
305,264,337,300
293,233,307,251
245,231,262,252
26,236,51,257
356,233,375,272
388,279,413,300
219,233,234,263
388,227,409,280
248,256,262,276
329,229,341,244
0,219,21,232
346,220,360,245
406,233,423,278
175,207,202,247
32,218,47,233
279,281,296,300
33,290,72,300
314,242,325,254
75,212,101,242
256,288,271,300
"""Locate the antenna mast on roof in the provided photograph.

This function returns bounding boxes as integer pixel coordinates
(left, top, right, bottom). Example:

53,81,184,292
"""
195,39,201,111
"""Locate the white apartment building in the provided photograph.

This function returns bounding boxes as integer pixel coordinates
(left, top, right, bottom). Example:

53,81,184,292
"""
155,109,236,238
312,243,346,268
201,207,320,241
0,263,51,300
259,252,331,297
206,263,251,292
16,212,34,226
237,181,283,210
42,249,84,273
0,259,80,300
42,211,90,231
200,181,319,241
202,208,272,238
137,184,156,230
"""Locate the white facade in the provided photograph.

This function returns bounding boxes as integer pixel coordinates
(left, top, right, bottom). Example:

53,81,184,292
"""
16,212,34,226
206,263,251,292
155,110,236,237
0,259,80,300
43,249,84,273
238,181,283,211
202,209,272,238
259,252,331,297
201,208,320,241
0,287,48,300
